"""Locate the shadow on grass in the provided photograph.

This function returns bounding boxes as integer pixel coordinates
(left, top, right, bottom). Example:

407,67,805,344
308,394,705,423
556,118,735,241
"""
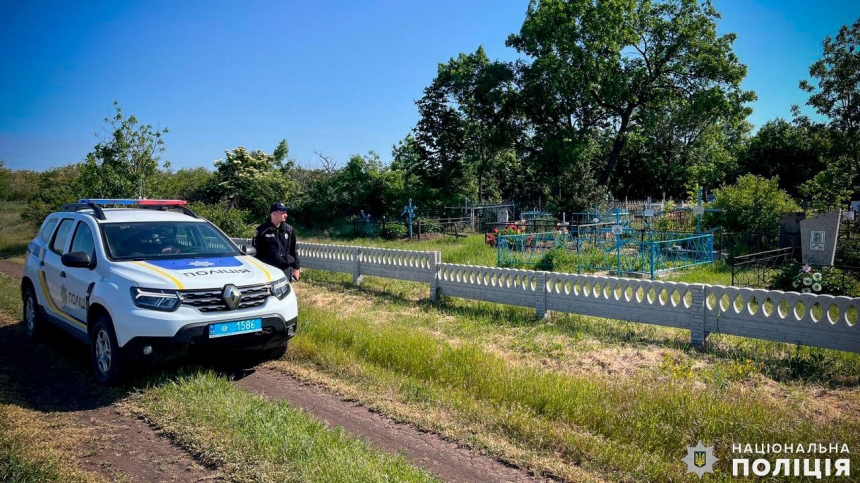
0,321,129,412
0,318,274,413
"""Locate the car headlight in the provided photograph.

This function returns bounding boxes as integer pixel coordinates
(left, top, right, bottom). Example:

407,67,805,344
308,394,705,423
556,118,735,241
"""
130,287,182,311
271,277,291,300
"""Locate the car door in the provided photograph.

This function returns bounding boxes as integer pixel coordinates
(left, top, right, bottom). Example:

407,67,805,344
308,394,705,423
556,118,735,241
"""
42,218,76,323
63,220,99,323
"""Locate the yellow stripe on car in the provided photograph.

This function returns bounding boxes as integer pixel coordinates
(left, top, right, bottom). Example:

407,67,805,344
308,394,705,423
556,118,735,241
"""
244,256,273,282
38,271,87,330
132,261,185,289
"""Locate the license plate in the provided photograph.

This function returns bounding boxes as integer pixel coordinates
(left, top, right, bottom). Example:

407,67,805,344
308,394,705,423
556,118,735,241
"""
208,318,262,338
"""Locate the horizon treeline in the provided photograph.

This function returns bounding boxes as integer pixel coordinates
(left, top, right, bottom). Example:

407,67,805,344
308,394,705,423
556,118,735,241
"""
1,2,858,235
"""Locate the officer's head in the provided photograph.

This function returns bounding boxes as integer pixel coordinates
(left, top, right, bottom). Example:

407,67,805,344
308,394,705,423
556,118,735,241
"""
269,202,289,225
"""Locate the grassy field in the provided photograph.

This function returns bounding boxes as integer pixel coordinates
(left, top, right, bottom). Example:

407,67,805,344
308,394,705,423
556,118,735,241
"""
286,270,860,481
3,201,859,481
0,201,33,262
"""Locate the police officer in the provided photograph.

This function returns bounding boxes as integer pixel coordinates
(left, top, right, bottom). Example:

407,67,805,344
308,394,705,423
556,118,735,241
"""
253,202,301,281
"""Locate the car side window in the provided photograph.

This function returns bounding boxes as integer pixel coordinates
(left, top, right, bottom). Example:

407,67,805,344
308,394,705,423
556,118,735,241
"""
70,222,96,260
50,219,75,254
39,218,59,244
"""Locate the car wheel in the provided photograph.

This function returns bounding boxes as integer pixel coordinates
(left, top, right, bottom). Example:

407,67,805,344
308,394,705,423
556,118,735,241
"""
91,315,124,385
266,340,288,360
23,285,45,340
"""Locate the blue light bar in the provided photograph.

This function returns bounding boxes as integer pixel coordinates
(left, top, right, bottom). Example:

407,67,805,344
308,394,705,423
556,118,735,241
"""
79,199,138,205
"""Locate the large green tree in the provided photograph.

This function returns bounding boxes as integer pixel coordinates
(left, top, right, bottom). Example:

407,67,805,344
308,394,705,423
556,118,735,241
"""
738,119,829,198
507,0,755,191
208,140,299,217
80,101,170,198
798,16,860,171
412,47,520,204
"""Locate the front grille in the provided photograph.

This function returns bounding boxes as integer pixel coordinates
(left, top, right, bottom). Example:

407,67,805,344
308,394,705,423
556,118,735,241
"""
180,284,270,312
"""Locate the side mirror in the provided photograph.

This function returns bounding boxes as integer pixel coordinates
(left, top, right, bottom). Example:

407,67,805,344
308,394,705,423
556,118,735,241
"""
62,251,93,269
242,245,257,256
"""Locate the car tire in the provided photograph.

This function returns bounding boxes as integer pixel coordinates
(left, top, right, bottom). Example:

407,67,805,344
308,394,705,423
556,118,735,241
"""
266,340,288,360
22,285,46,340
91,315,124,386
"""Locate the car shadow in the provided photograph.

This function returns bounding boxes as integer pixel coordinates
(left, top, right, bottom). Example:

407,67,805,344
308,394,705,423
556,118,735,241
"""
0,320,269,413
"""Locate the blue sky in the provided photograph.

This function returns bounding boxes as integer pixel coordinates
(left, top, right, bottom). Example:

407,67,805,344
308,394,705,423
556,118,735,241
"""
1,0,859,172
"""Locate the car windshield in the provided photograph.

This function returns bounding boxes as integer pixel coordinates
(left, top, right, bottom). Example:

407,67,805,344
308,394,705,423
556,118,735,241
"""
102,221,241,261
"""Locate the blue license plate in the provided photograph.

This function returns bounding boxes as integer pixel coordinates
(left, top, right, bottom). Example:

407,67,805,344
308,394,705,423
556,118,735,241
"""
209,318,262,338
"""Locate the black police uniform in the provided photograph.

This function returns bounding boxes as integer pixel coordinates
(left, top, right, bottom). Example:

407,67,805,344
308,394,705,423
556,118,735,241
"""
252,220,300,277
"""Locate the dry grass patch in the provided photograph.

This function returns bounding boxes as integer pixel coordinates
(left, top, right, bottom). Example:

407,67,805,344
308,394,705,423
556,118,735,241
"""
750,376,860,424
0,314,105,483
0,404,107,483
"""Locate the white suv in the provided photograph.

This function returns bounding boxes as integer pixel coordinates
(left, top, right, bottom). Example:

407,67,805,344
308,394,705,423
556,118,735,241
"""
20,199,298,385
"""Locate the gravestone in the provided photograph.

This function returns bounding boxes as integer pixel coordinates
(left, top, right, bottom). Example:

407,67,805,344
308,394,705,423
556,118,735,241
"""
799,210,841,265
498,208,509,224
780,212,805,249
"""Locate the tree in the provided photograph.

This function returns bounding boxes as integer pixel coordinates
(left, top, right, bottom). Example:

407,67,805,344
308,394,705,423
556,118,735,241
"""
798,16,860,172
412,48,519,204
149,167,214,201
738,119,829,198
506,0,755,190
80,101,170,198
208,140,299,218
616,101,749,199
799,155,857,213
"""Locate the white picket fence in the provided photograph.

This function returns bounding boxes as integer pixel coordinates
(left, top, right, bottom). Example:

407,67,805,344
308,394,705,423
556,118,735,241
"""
232,239,860,353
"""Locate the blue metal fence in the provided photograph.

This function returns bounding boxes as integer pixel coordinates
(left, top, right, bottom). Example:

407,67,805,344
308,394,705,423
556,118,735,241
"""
498,228,714,279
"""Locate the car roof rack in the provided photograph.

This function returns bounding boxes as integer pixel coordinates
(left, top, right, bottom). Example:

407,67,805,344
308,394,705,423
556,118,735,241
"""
69,199,200,219
61,202,106,220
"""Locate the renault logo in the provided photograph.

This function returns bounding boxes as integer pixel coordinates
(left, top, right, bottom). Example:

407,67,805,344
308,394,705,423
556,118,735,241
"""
222,284,242,310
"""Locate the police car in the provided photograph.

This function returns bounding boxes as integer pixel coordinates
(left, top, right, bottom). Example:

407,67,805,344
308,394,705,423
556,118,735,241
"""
21,199,298,385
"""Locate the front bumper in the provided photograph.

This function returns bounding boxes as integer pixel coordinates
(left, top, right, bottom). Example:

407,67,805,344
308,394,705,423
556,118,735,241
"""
122,314,297,365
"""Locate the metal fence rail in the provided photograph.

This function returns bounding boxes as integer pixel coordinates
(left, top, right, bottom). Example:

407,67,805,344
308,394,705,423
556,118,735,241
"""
731,248,796,289
496,229,714,279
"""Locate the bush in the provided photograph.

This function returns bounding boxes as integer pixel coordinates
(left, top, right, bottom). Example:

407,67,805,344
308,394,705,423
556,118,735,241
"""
188,201,256,238
418,218,441,234
21,164,83,225
704,175,800,234
380,223,407,240
769,263,860,297
835,238,860,267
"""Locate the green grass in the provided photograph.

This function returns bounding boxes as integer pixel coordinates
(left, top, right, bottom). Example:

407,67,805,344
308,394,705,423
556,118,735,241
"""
305,233,498,266
0,201,35,260
665,260,733,286
130,371,439,483
0,272,23,316
283,296,860,482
